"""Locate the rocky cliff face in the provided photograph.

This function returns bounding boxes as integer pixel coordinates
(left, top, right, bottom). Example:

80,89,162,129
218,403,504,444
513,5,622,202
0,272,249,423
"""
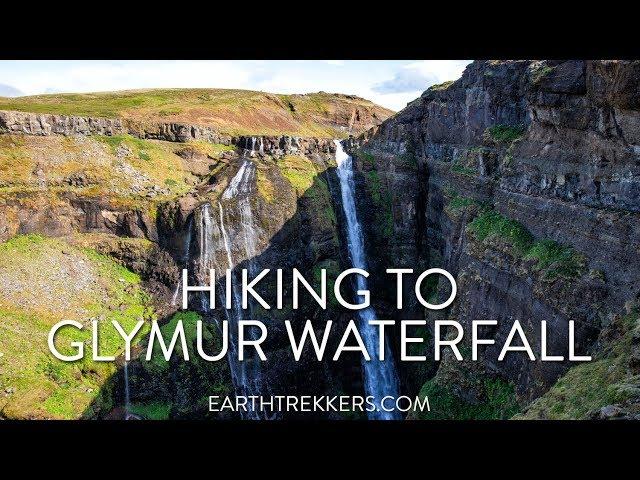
2,68,639,420
349,60,640,418
0,107,360,418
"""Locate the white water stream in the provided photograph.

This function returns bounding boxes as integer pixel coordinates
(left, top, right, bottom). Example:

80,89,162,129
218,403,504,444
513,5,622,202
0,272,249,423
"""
334,139,401,420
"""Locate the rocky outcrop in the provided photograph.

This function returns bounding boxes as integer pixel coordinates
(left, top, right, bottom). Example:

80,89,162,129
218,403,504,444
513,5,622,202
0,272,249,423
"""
0,111,341,161
0,192,159,243
236,135,336,158
0,110,233,144
127,120,232,144
350,60,640,416
0,110,124,136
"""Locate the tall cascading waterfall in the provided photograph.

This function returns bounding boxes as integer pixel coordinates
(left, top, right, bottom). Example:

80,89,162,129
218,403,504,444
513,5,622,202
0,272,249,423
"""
333,139,401,420
190,159,265,419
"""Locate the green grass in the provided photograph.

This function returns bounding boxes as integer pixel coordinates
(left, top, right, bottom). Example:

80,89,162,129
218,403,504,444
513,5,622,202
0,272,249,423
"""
0,134,194,211
367,170,381,203
519,312,640,419
451,161,476,176
96,134,152,156
531,64,555,85
449,196,476,209
468,209,533,254
468,208,585,280
276,155,337,232
279,155,317,194
0,88,393,138
130,401,172,420
256,168,275,203
486,124,526,143
413,377,520,420
0,234,154,419
524,239,586,280
92,134,192,197
180,141,234,158
429,80,455,91
358,149,376,168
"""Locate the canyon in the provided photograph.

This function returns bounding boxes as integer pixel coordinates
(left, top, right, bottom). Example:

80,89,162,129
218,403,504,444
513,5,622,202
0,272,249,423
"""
1,61,639,420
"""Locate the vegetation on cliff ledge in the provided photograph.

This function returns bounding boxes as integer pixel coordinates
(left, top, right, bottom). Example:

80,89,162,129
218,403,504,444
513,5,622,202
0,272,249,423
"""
518,311,640,419
411,375,520,420
485,124,526,143
468,208,586,280
0,133,196,212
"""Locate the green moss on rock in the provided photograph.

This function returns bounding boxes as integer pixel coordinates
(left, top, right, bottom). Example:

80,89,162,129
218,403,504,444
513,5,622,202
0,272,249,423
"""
485,124,526,143
411,376,520,420
518,312,640,419
468,208,586,280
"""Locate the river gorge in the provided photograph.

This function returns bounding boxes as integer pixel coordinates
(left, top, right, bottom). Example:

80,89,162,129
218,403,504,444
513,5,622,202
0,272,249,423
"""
0,60,639,420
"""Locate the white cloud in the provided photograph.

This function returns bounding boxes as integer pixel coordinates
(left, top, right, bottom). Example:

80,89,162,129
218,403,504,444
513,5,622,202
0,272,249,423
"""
406,60,472,82
367,91,422,112
12,61,253,96
324,60,345,66
373,60,471,94
0,83,23,97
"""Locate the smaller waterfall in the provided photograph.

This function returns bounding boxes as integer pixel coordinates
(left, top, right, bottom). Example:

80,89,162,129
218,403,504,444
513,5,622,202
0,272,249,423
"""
123,360,132,419
187,158,263,419
243,137,258,157
198,204,215,310
222,160,254,200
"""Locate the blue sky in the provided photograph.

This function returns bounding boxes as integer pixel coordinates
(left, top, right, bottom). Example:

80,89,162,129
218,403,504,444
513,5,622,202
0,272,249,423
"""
0,60,471,111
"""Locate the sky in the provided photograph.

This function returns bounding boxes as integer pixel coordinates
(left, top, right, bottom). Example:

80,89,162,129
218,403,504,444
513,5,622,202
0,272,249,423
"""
0,60,472,112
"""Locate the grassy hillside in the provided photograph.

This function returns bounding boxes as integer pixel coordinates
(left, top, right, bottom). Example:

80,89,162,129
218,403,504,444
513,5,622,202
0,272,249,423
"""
517,311,640,419
0,89,394,137
0,133,234,219
0,234,155,419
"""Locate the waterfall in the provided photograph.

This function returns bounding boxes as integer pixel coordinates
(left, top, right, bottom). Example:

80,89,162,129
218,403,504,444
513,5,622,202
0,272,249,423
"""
198,204,215,311
223,160,254,200
123,360,132,419
189,159,264,419
333,139,401,420
243,137,257,157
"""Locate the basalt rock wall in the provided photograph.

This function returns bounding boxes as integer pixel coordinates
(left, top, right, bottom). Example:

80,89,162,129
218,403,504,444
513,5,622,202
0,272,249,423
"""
348,60,640,413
